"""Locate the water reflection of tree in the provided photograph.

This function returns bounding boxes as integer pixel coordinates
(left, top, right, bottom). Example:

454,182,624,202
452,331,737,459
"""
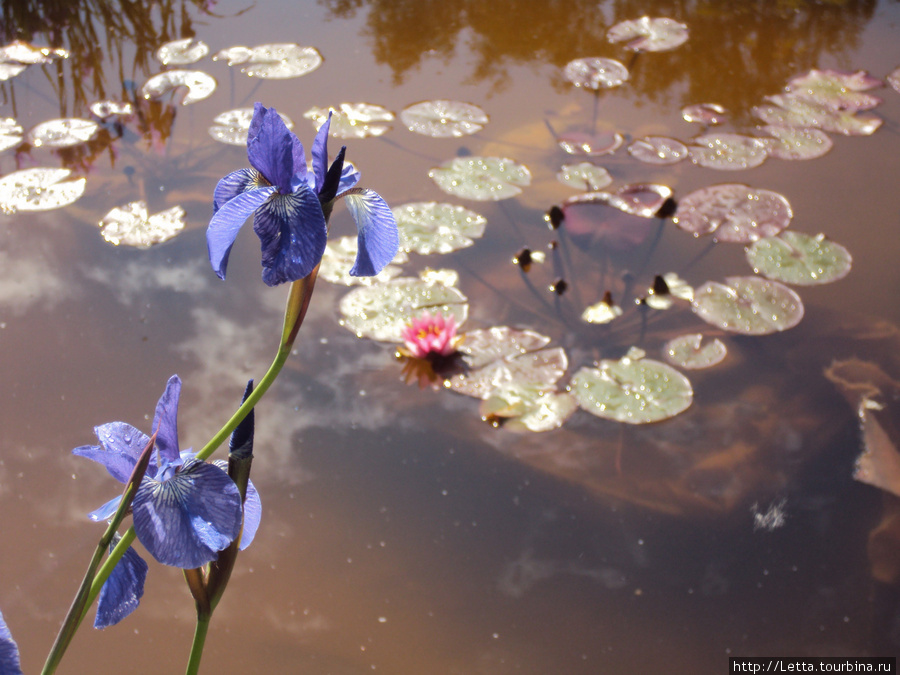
320,0,879,115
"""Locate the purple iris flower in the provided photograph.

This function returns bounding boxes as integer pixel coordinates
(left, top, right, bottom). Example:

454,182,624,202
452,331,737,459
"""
0,610,22,675
207,102,399,286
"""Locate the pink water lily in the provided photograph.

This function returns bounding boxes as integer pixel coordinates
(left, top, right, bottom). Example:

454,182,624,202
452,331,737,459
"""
401,311,458,359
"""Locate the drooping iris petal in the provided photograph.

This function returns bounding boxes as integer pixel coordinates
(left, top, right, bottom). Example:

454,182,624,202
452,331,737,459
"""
94,543,148,629
213,168,259,212
151,375,181,464
253,186,328,285
0,610,22,675
213,460,262,550
132,459,242,568
343,189,401,276
88,495,123,522
207,186,278,279
72,422,150,483
247,103,296,193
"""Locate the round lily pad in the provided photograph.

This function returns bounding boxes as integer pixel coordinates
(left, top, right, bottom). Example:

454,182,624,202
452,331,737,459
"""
663,334,727,370
786,68,882,112
682,103,727,125
451,339,567,400
214,43,322,79
692,275,804,335
155,38,209,65
689,132,768,170
339,275,468,342
745,231,852,285
0,167,86,213
760,125,832,160
27,118,99,148
400,100,488,138
888,67,900,95
673,184,792,243
455,326,552,370
305,103,394,139
569,349,693,424
628,136,688,164
98,201,185,248
141,70,216,105
0,118,22,152
320,235,407,286
557,130,623,156
209,108,293,146
556,162,612,191
393,201,487,254
753,94,882,136
607,16,689,52
563,57,629,90
479,386,577,433
429,156,531,201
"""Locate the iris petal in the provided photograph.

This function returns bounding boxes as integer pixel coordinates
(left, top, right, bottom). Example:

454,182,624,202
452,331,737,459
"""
247,103,295,193
311,112,333,195
211,459,262,550
132,459,242,568
338,162,360,194
343,189,400,276
0,610,22,675
88,494,123,522
207,186,277,280
253,186,327,286
151,375,181,465
73,422,150,483
94,542,148,629
213,168,260,212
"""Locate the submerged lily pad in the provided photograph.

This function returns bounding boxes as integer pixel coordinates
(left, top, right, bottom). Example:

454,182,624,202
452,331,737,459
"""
753,94,882,136
0,168,86,213
760,125,833,160
27,118,99,148
628,136,688,164
0,118,23,152
339,273,468,341
745,231,852,285
98,201,185,247
674,184,792,243
607,16,689,52
141,70,216,105
400,100,488,137
692,276,804,335
209,108,293,145
682,103,727,125
304,103,394,139
563,57,629,89
214,43,322,79
562,185,671,250
556,162,612,191
393,201,487,254
320,235,407,286
557,130,623,156
155,38,209,65
569,348,693,424
663,334,727,370
429,156,531,201
689,133,768,170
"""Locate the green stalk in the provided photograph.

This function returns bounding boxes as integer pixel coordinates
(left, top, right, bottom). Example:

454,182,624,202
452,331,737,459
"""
185,612,211,675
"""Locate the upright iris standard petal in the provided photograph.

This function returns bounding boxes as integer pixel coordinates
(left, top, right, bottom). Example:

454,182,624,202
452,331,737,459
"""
131,458,243,568
343,189,401,276
310,112,333,193
208,186,278,280
247,103,296,194
151,375,182,465
73,422,151,483
0,610,22,675
94,542,148,629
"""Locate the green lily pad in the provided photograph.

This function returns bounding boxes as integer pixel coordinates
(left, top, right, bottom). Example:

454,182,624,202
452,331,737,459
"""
213,43,322,79
556,162,612,191
450,339,567,400
673,183,792,243
692,275,804,335
745,231,852,285
563,57,629,89
0,118,23,152
569,348,693,424
753,94,882,136
0,167,86,213
607,16,689,52
320,235,407,286
429,156,531,201
27,118,99,148
628,136,688,164
689,133,768,170
339,272,468,341
393,201,487,254
141,70,216,105
760,125,833,161
98,201,185,248
304,103,394,139
455,326,552,370
155,38,209,65
480,385,577,433
89,101,133,119
400,100,488,138
786,69,882,112
663,334,727,370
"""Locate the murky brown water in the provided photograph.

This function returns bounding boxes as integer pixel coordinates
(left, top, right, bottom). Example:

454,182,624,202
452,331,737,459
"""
1,0,900,673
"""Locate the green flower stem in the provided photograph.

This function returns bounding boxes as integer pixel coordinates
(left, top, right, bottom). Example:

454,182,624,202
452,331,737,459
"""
185,611,211,675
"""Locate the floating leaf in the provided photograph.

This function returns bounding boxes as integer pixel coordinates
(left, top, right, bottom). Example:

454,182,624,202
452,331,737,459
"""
556,130,623,156
692,276,804,335
689,132,768,170
454,326,551,370
607,16,689,52
339,273,468,341
681,103,727,125
889,67,900,95
429,156,530,201
556,162,612,191
141,70,216,105
674,183,792,243
304,103,394,139
0,40,67,80
569,348,693,424
213,43,322,79
393,201,487,254
0,118,23,152
400,100,488,137
581,292,623,324
561,185,671,251
760,125,832,160
155,38,209,65
628,136,688,164
480,385,577,433
0,168,85,213
643,272,693,309
27,118,99,148
753,94,882,136
563,57,629,90
786,68,882,112
89,101,133,119
663,334,727,370
98,201,185,247
745,231,852,285
320,235,407,286
209,108,293,146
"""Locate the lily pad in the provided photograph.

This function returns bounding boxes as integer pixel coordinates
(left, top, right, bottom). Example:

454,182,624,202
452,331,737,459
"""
209,108,293,146
581,292,623,324
786,69,882,112
673,184,792,243
429,156,531,201
400,100,488,137
753,94,882,136
0,168,86,213
304,103,394,139
692,275,804,335
569,348,693,424
0,118,23,152
480,385,578,433
745,231,852,285
320,235,407,286
628,136,688,164
98,201,185,247
141,70,216,105
0,41,67,80
562,185,671,251
27,118,99,148
155,38,209,65
89,101,134,119
689,132,768,170
760,125,832,160
607,16,689,52
663,334,727,370
889,67,900,95
682,103,727,125
563,57,629,90
213,43,322,79
393,201,487,254
556,162,612,191
556,130,623,156
339,273,468,341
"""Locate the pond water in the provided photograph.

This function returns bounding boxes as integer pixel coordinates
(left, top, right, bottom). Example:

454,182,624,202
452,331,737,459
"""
1,0,900,672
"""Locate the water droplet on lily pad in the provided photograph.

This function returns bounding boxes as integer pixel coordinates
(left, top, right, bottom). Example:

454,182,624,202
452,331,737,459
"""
563,57,629,90
209,108,293,146
141,70,216,105
689,132,768,170
745,231,852,285
155,38,209,65
674,183,792,243
320,235,407,286
98,201,185,247
556,162,612,191
692,275,804,335
393,201,487,254
0,168,85,213
0,118,23,152
400,100,488,138
213,43,322,79
27,118,99,148
607,16,689,52
305,103,394,139
429,156,531,201
628,136,688,164
663,334,727,370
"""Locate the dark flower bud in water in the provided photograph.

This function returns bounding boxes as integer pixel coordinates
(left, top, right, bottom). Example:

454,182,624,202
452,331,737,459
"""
546,205,564,230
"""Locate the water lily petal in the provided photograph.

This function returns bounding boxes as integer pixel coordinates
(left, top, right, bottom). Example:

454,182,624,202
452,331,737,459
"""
252,186,327,285
213,168,260,212
207,185,277,280
0,610,22,675
247,103,296,193
132,459,242,568
94,543,148,629
343,189,400,276
73,422,150,483
151,375,181,465
88,494,123,522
